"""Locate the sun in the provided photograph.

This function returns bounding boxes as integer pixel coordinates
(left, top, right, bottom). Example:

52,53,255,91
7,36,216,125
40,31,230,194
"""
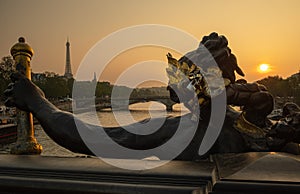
258,64,270,73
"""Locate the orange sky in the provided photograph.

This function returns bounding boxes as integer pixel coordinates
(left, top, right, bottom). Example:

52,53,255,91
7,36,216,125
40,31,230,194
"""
0,0,300,86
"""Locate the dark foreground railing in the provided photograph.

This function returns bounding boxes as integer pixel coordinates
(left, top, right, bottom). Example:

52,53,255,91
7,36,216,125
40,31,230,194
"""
0,152,299,194
0,154,215,194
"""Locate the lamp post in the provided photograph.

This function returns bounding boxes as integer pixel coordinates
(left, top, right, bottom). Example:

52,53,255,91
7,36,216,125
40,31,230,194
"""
10,37,42,154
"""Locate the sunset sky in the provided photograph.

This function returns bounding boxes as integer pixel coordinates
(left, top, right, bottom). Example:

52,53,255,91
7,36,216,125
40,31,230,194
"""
1,0,300,86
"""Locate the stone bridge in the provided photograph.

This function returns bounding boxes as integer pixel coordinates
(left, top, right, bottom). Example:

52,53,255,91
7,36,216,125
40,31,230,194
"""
95,96,177,111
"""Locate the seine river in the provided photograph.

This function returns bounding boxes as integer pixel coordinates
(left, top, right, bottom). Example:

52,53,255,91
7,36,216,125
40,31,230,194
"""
0,102,188,157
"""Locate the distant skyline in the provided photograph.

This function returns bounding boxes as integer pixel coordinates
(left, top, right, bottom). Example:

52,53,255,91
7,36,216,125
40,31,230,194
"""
1,0,300,86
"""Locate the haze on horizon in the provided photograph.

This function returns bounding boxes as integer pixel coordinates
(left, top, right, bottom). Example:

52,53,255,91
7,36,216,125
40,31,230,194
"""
1,0,300,87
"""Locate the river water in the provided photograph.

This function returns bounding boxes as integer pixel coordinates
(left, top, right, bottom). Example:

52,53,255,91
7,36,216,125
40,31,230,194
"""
0,102,188,157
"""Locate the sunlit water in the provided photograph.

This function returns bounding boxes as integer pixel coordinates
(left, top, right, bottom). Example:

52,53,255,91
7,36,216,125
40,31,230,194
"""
0,102,189,157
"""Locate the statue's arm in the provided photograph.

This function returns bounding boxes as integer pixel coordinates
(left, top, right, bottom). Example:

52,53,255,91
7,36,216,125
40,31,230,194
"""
32,98,96,155
4,73,179,157
33,99,178,156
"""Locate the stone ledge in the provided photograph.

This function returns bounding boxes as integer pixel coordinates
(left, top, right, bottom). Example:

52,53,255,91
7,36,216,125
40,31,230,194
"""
0,154,215,194
212,152,300,194
1,152,299,194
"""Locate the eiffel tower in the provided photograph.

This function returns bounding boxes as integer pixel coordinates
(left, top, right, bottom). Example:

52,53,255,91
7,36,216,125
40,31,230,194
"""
64,38,73,79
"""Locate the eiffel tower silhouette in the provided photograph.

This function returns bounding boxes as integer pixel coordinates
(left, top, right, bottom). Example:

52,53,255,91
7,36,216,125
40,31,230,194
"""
64,38,73,79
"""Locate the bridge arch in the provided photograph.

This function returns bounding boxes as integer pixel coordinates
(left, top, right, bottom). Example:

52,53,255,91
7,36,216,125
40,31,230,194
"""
94,97,177,111
128,100,177,111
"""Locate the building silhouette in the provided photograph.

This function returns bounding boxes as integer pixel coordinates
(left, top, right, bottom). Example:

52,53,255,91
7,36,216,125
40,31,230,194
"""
92,72,97,83
64,38,73,79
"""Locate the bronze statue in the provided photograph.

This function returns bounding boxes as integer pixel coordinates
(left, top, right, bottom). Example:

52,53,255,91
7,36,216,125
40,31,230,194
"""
4,33,300,160
166,32,299,155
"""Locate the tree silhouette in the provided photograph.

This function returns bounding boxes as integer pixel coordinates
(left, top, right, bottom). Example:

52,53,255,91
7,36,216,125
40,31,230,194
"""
0,56,14,101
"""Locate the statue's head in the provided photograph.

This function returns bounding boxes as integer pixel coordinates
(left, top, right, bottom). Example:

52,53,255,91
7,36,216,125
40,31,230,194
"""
166,32,245,112
200,32,228,52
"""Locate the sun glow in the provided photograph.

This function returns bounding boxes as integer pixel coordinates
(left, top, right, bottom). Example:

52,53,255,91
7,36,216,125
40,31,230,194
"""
258,64,270,73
